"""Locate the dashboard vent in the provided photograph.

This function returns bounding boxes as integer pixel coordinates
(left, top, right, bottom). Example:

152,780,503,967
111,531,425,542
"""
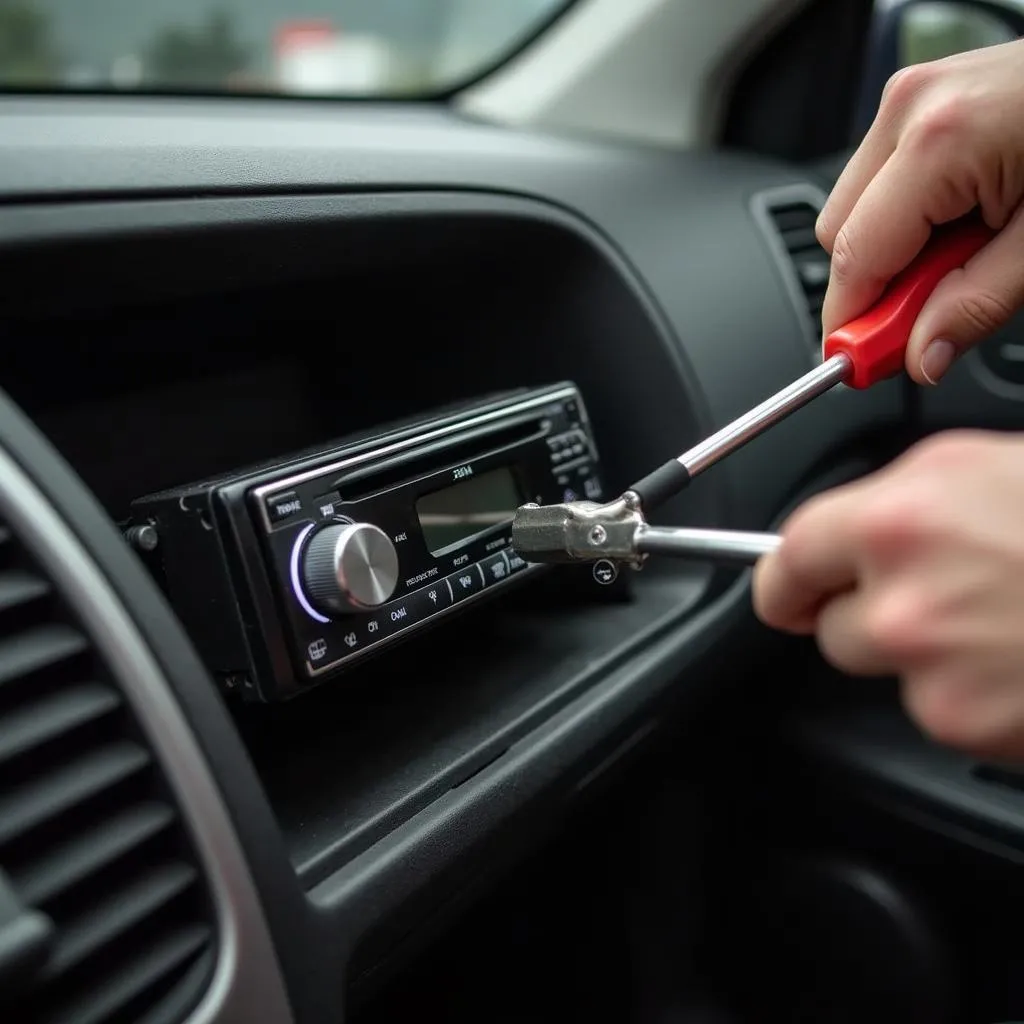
0,520,215,1023
764,198,831,341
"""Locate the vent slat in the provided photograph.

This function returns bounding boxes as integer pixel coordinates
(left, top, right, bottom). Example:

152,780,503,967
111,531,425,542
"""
0,521,214,1023
770,205,816,231
13,802,176,906
0,624,89,689
44,861,199,978
780,225,819,251
0,569,51,614
768,199,828,342
796,257,830,290
0,682,120,767
0,741,150,846
43,924,211,1024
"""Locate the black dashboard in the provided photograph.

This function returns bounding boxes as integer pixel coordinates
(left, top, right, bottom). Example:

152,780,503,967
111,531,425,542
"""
3,94,1024,1024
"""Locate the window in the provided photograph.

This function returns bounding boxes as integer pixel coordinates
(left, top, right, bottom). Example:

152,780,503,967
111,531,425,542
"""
896,1,1017,67
0,0,572,97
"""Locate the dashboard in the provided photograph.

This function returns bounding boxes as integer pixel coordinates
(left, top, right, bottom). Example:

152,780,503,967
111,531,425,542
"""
3,94,1024,1024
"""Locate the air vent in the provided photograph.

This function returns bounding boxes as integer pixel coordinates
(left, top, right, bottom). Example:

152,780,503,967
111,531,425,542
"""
762,194,831,345
753,186,831,358
0,522,215,1023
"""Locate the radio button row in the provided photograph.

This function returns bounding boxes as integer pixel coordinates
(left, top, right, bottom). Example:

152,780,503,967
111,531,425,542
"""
329,578,455,659
306,554,528,672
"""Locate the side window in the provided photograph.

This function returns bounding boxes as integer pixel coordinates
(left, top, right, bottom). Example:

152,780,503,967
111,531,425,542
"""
855,1,1022,136
898,1,1017,66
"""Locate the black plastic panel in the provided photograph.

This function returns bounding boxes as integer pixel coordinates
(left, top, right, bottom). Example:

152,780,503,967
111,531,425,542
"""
240,562,707,885
790,704,1024,854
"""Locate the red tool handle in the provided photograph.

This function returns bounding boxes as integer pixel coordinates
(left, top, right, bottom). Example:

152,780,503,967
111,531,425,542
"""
822,219,995,389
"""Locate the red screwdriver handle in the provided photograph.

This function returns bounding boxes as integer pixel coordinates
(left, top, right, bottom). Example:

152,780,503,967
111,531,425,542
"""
822,219,996,389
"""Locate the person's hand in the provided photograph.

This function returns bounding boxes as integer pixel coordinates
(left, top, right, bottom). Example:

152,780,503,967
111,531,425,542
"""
818,38,1024,385
752,430,1024,761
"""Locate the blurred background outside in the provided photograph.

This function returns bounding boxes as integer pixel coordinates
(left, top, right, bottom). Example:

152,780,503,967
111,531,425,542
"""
0,0,1020,100
0,0,565,97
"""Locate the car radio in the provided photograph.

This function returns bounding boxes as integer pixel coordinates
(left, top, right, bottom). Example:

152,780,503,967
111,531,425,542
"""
129,382,609,702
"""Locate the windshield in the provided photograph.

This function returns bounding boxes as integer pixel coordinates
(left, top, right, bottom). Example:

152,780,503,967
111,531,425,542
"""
0,0,571,97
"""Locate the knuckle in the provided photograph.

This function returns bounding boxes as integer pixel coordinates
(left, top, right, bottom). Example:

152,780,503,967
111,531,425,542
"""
881,64,929,111
954,289,1015,336
854,489,933,555
904,96,967,154
863,587,932,660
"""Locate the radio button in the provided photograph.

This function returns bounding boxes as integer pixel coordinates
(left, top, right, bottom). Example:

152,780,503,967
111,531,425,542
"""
380,597,417,636
266,490,304,524
416,581,452,616
312,492,344,521
480,551,511,587
506,550,530,574
446,563,485,603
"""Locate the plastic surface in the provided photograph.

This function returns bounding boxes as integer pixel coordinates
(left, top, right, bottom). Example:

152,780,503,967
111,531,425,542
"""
791,705,1024,850
824,220,995,389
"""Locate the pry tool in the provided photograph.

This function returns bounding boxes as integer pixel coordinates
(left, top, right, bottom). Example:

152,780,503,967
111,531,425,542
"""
512,218,994,569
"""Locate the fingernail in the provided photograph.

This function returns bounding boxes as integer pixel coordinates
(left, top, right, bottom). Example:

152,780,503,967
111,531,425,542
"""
921,339,957,385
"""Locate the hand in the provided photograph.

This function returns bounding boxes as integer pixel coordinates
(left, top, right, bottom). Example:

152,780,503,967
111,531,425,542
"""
752,430,1024,761
818,39,1024,384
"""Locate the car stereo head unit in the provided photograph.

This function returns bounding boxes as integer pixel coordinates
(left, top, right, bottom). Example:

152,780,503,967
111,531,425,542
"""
130,382,607,701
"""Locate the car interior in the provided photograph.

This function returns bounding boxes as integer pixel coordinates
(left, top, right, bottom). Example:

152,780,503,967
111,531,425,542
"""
4,0,1024,1022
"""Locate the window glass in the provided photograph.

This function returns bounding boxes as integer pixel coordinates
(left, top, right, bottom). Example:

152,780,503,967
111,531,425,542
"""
0,0,571,96
897,1,1016,66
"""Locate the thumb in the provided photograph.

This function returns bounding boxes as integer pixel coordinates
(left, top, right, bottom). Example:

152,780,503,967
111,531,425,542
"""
906,208,1024,385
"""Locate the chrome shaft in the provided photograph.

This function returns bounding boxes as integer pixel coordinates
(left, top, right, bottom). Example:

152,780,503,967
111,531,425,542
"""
679,354,850,478
635,525,781,565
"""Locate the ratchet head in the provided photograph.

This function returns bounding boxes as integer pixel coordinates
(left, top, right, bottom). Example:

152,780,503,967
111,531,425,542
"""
511,494,646,565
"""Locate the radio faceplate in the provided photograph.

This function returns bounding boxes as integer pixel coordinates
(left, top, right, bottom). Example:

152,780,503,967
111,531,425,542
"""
131,383,607,701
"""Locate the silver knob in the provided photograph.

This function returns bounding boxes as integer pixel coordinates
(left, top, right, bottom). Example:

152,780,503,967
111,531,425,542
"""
302,522,400,613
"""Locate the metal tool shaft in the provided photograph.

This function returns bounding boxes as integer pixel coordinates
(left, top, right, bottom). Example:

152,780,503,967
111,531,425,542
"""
680,353,850,478
634,525,781,565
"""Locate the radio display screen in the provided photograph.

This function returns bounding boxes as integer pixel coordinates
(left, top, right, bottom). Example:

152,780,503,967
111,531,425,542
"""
416,466,524,555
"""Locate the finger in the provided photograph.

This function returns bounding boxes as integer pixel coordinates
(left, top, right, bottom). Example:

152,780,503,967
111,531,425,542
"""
815,589,899,676
752,554,818,635
906,203,1024,384
752,495,861,634
820,148,976,337
816,105,900,253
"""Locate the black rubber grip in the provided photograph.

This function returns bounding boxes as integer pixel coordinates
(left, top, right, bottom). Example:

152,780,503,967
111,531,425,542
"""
628,459,691,510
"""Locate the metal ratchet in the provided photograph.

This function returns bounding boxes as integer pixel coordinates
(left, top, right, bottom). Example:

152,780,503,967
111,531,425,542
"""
512,218,995,568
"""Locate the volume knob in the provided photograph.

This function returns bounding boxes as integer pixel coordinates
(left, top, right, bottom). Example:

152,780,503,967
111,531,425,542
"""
302,522,400,613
